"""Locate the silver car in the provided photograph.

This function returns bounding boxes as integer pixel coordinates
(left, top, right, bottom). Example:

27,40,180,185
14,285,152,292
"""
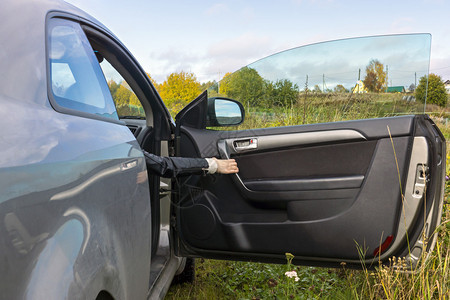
0,0,446,299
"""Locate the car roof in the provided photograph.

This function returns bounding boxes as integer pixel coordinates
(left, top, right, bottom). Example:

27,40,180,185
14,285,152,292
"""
0,0,110,106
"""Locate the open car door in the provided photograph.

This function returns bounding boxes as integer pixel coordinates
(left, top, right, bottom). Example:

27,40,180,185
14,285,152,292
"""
172,34,446,268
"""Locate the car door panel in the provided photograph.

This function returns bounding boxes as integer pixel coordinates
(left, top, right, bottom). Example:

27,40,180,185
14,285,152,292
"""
175,115,444,267
226,139,376,196
179,115,415,158
242,175,365,192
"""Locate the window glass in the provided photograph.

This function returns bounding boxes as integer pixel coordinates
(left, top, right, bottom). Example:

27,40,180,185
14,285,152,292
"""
99,58,145,118
209,34,431,129
51,63,76,97
48,19,118,120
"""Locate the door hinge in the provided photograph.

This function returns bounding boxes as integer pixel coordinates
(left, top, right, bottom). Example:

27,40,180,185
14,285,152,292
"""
168,146,175,156
413,164,428,199
168,134,176,156
170,216,177,229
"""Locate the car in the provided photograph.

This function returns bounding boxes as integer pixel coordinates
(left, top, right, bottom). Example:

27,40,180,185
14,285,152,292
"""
0,0,446,299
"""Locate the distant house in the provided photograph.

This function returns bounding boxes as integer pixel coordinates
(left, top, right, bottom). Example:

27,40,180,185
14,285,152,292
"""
352,80,367,93
387,86,406,93
444,80,450,93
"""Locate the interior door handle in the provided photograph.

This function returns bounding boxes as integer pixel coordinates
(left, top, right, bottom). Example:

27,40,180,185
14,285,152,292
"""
233,138,258,152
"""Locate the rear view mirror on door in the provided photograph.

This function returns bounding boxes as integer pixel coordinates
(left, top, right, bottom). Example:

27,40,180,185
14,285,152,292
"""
206,97,245,127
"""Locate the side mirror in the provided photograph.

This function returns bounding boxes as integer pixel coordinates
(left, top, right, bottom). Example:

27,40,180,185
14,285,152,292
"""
206,97,245,127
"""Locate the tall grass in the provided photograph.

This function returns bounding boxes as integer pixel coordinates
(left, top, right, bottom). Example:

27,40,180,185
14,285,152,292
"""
341,202,449,299
236,92,445,130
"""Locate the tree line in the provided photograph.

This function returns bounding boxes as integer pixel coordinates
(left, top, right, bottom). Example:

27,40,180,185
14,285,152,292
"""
108,61,448,116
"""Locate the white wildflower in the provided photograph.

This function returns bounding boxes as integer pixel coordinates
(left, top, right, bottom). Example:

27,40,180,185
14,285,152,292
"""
285,271,297,278
285,270,299,281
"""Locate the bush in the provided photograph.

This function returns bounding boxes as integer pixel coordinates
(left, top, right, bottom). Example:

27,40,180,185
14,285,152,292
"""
415,73,448,107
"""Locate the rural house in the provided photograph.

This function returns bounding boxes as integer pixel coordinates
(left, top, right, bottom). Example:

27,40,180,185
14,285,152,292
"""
444,79,450,93
352,80,367,93
387,86,406,93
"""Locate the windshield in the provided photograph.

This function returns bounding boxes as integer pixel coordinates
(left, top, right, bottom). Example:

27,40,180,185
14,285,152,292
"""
208,34,431,127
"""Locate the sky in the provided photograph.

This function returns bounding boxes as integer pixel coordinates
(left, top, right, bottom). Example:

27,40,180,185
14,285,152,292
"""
246,34,431,90
65,0,450,84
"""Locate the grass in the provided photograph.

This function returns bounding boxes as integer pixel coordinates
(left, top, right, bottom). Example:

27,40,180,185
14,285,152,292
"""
166,258,349,299
166,93,450,299
166,204,449,299
237,93,447,129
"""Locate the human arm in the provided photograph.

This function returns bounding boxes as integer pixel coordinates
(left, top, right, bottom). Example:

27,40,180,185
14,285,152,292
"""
143,151,238,178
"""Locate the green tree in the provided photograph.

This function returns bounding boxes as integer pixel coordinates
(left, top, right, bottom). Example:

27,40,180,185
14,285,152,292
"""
334,84,348,93
219,67,265,108
200,80,218,92
415,73,448,107
363,59,387,92
264,79,299,107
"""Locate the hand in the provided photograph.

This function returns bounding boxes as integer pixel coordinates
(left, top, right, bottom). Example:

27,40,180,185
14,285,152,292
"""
213,158,239,174
136,170,148,184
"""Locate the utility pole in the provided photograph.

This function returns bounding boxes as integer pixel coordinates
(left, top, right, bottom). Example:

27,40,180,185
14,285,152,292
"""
217,71,221,93
415,72,417,89
322,74,325,92
354,69,361,93
385,65,388,92
303,75,308,125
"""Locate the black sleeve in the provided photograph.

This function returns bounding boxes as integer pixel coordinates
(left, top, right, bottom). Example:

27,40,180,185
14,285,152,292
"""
143,151,209,178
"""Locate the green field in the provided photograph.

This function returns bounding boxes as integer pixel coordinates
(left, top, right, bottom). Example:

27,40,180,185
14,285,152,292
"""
166,93,450,300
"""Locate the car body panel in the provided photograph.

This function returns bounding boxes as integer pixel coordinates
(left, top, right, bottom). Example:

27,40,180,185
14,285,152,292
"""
0,1,152,299
0,0,107,107
0,97,152,299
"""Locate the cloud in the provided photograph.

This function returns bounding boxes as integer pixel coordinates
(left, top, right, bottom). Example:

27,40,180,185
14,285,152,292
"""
208,33,273,61
205,3,229,16
430,57,450,80
201,33,276,79
290,0,335,6
428,30,450,79
144,33,345,83
150,48,203,64
390,17,415,33
240,7,256,22
144,33,439,86
144,33,279,83
146,49,206,82
422,0,445,4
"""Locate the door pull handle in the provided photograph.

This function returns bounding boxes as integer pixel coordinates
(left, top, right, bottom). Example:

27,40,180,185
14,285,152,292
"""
233,138,258,152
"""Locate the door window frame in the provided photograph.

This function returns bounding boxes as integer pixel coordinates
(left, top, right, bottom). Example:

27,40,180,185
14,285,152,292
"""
46,13,123,124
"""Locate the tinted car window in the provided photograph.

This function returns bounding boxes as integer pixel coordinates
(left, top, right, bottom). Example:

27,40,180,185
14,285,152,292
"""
48,18,118,120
